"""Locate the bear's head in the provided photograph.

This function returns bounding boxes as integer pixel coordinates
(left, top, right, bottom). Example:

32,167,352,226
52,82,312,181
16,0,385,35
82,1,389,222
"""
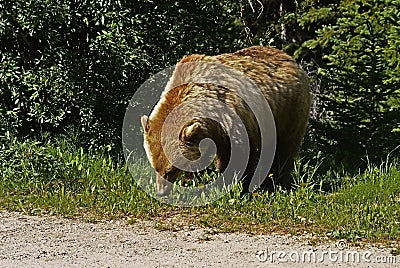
141,115,221,196
141,115,230,196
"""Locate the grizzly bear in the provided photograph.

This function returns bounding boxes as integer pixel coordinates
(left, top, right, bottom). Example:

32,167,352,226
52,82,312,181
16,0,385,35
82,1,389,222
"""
141,46,311,196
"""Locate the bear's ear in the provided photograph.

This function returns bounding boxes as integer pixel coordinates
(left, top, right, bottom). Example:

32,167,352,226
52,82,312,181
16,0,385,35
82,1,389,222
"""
180,121,203,145
141,115,150,132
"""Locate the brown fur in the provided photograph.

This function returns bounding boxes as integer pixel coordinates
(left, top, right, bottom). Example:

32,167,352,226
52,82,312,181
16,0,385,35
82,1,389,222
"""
142,46,311,196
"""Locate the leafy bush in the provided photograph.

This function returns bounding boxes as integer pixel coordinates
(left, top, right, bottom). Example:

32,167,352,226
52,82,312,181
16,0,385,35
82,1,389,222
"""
295,0,400,165
0,0,246,149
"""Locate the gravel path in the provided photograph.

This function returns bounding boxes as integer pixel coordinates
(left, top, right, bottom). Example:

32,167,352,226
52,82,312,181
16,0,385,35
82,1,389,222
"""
0,211,397,267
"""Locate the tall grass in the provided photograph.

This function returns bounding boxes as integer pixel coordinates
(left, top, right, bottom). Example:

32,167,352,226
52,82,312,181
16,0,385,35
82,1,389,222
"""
0,134,164,218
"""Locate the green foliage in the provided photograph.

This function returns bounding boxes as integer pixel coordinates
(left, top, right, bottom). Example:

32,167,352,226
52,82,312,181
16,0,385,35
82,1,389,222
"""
0,0,151,147
0,0,244,147
296,0,400,164
0,134,64,186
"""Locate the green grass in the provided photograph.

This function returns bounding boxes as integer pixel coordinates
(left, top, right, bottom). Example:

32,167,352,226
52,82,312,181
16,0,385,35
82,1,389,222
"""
0,136,399,246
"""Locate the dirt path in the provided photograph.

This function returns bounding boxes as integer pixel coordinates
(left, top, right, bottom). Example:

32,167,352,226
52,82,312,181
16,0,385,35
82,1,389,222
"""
0,211,397,267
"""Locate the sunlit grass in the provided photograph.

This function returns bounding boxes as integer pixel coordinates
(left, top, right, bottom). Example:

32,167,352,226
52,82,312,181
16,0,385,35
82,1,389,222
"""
0,136,399,245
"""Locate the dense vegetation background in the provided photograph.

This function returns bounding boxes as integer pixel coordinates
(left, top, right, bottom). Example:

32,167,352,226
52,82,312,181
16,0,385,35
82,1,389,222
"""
1,0,399,174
